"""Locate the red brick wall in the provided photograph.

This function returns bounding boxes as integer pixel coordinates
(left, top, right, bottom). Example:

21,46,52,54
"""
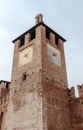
69,86,83,130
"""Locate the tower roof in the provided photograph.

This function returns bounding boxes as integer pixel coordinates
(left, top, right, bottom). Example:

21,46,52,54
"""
12,15,66,43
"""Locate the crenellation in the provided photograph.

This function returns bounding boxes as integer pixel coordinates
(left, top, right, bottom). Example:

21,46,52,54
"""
25,33,31,44
49,32,55,46
58,39,64,50
78,84,83,98
0,80,10,130
69,85,83,130
69,87,75,98
0,81,10,105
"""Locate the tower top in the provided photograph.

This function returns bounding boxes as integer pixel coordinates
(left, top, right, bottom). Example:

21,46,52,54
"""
35,14,43,24
12,14,66,43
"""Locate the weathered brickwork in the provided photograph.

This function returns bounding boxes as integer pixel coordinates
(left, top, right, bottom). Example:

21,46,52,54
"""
0,14,83,130
0,81,10,130
69,85,83,130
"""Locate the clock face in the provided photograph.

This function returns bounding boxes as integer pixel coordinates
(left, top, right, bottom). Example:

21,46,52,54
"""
19,45,33,66
47,44,61,66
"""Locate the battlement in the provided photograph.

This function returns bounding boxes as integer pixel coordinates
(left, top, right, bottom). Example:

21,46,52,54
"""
69,84,83,98
68,87,75,98
0,80,10,89
69,84,83,130
78,84,83,98
68,84,83,109
0,80,10,109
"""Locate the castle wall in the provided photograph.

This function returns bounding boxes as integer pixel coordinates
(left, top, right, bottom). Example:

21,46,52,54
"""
69,85,83,130
0,81,10,130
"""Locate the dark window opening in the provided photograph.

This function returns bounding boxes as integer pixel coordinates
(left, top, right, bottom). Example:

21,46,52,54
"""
0,112,3,130
55,37,58,46
53,52,56,57
46,77,48,80
20,36,25,47
81,102,83,104
22,72,27,81
46,30,50,39
80,86,82,89
30,30,36,40
6,82,9,89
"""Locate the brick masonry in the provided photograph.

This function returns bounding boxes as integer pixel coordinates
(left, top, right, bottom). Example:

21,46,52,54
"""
0,14,83,130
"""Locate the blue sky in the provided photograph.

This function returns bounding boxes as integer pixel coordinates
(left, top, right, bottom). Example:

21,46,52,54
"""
0,0,83,95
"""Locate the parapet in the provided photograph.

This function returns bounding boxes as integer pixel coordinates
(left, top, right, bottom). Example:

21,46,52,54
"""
0,80,10,89
0,80,10,108
68,87,75,98
68,84,83,109
77,84,83,98
69,85,83,130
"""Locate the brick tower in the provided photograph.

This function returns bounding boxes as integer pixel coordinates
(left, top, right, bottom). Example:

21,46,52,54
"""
4,14,72,130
